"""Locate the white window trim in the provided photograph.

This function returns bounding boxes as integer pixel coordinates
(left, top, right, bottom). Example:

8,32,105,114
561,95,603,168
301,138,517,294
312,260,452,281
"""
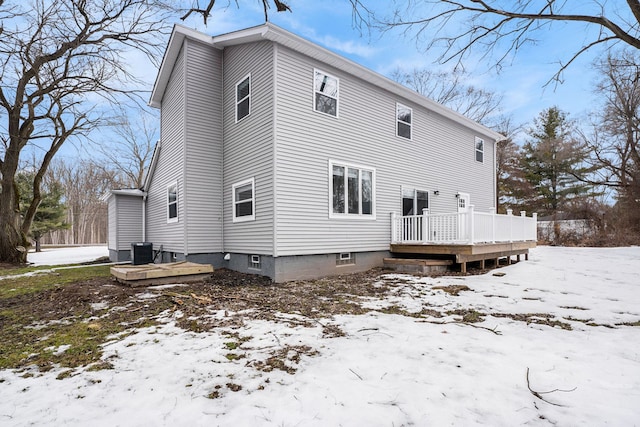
475,136,485,163
396,103,412,140
313,68,339,118
167,181,178,223
329,160,376,220
232,177,255,223
235,73,251,123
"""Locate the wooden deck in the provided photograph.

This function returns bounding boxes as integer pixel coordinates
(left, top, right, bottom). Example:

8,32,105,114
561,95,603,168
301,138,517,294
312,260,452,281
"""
111,261,214,287
390,241,536,273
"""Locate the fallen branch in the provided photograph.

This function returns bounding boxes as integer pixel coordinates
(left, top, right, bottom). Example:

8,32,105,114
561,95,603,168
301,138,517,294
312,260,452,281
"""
526,367,576,407
349,368,363,381
419,320,502,335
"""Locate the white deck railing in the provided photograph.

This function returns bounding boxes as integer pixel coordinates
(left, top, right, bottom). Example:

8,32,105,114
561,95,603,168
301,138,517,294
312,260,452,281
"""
391,207,537,244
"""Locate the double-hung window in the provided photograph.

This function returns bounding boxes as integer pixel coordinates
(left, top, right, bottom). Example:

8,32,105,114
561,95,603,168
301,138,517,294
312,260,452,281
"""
314,69,339,117
330,161,375,218
475,137,484,163
232,178,255,222
235,74,251,122
396,103,412,139
167,182,178,223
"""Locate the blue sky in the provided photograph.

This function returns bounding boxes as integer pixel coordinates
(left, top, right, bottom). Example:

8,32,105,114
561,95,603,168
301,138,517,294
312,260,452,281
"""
68,0,617,164
159,0,605,139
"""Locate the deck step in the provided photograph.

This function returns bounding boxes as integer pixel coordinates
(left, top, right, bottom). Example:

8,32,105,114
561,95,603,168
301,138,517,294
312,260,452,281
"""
383,258,453,273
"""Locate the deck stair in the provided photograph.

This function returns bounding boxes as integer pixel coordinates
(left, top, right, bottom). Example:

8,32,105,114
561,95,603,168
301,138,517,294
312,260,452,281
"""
383,257,454,274
111,261,213,287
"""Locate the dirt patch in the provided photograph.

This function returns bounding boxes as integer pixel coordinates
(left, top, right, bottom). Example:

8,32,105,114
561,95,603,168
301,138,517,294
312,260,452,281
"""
433,284,471,296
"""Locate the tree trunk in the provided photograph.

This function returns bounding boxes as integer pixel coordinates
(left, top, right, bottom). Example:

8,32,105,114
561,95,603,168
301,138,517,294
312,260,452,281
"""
0,195,29,263
35,237,42,253
0,155,29,264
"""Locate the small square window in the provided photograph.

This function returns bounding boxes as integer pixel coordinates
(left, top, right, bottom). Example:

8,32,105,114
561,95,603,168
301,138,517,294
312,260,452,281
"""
475,137,484,163
167,182,178,223
236,74,251,122
314,69,339,117
249,254,261,270
336,253,355,266
232,178,255,222
396,103,412,139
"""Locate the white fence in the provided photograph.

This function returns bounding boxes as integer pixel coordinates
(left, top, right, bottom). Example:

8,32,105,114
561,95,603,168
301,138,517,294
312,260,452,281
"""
391,207,537,244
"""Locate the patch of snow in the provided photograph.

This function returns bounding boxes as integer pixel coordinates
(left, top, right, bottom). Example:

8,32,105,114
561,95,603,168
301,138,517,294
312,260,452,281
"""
90,302,109,311
0,246,638,426
27,246,109,266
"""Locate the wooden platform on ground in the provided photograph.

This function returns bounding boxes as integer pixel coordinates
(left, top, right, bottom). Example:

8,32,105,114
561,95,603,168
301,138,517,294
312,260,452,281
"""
111,261,214,287
390,241,537,273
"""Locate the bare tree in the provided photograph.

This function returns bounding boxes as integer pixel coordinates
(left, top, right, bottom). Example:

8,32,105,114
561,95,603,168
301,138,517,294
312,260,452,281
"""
45,159,121,245
584,51,640,236
180,0,291,24
96,107,158,188
0,0,169,263
358,1,640,83
390,67,503,125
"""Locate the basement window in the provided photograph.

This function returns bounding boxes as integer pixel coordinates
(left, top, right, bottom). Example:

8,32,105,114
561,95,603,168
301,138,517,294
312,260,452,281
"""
249,254,261,270
336,252,355,266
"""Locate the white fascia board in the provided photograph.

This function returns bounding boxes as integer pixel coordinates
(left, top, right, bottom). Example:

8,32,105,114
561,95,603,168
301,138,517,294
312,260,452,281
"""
149,24,217,108
151,22,503,141
110,189,145,197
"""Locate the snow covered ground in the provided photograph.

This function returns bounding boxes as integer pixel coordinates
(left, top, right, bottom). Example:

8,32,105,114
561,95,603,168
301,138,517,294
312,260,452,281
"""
2,246,639,426
27,245,109,266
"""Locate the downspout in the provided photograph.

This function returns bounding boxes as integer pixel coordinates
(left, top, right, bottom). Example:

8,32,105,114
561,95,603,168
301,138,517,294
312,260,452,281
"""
142,193,147,242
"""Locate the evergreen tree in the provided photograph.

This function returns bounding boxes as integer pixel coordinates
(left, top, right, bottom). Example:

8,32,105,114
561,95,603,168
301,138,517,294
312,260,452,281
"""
520,107,597,218
16,172,69,253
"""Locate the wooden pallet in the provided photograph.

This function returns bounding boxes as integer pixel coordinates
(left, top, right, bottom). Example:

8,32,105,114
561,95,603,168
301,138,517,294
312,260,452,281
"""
111,261,214,287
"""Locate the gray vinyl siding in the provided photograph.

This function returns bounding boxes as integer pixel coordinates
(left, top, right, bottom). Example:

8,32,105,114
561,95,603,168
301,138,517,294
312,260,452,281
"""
222,41,275,255
273,46,496,256
115,195,143,249
184,39,223,254
145,45,186,253
107,196,117,250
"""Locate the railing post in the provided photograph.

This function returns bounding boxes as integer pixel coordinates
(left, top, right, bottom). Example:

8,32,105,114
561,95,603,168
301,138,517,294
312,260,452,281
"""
532,212,538,241
468,205,475,244
489,207,496,243
520,211,526,241
422,208,429,243
507,208,513,242
391,212,397,243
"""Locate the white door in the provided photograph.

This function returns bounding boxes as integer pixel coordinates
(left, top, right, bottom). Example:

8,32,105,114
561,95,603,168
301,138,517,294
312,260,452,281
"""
457,193,470,241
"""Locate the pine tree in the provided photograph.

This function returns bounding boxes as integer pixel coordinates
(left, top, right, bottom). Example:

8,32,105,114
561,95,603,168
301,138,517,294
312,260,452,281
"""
520,107,597,219
16,172,69,253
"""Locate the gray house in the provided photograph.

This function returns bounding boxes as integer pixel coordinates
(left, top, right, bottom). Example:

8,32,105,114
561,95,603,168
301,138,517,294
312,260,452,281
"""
107,23,524,282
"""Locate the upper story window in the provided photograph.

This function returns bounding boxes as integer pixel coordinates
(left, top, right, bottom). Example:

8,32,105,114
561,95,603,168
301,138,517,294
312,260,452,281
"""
167,182,178,223
232,178,255,222
475,137,484,163
396,103,412,139
330,160,375,218
314,69,339,117
235,74,251,122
